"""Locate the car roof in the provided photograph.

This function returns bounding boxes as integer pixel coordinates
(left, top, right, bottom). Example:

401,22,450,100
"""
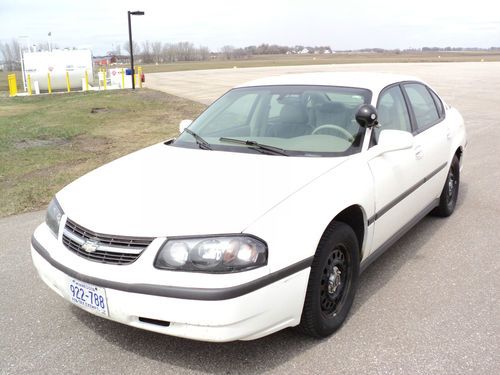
236,72,422,93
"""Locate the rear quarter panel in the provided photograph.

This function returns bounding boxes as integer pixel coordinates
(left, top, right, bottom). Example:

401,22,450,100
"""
446,106,467,167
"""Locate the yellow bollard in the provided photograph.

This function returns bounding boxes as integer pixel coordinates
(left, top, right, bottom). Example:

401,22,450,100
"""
121,68,125,89
103,71,107,90
47,73,52,94
138,66,143,88
85,70,89,91
8,74,18,97
66,71,71,92
27,74,32,95
98,69,104,90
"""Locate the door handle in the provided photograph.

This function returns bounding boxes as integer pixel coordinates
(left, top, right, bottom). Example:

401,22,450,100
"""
415,145,424,160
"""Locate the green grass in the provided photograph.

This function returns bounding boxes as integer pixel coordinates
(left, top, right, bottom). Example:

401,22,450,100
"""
0,89,206,217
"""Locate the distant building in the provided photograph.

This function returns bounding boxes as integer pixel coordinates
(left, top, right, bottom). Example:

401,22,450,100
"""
93,56,111,66
93,55,129,66
299,48,309,54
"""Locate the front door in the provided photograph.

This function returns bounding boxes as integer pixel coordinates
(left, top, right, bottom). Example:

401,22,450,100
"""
367,84,430,253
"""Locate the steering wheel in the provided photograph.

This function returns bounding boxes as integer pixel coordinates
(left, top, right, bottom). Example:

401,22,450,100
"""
312,124,354,142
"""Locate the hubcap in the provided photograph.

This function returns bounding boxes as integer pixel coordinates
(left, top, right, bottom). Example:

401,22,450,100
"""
320,247,348,315
328,266,342,294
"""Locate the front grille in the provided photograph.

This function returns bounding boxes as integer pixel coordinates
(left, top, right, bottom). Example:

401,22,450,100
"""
62,218,154,265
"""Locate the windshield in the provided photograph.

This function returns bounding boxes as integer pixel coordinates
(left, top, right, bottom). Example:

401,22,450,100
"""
172,85,372,157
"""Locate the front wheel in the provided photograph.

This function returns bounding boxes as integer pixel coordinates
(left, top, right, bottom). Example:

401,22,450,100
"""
432,155,460,217
298,222,360,338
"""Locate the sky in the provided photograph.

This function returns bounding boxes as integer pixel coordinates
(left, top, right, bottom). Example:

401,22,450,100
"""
1,0,499,55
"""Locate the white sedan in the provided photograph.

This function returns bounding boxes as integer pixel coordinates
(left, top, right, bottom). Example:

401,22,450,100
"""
31,72,466,342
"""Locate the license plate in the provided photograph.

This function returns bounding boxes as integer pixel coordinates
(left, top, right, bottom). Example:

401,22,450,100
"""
67,277,109,316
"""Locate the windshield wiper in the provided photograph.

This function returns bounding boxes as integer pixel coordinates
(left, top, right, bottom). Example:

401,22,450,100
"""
184,128,212,150
219,137,289,156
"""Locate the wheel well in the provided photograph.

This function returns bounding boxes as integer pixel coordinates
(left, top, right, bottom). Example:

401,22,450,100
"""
332,205,365,253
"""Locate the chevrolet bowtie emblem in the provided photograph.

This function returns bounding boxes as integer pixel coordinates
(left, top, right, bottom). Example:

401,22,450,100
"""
81,241,99,253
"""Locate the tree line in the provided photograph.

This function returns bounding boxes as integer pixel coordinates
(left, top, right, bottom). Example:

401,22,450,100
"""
219,44,333,59
0,39,21,70
111,42,333,63
116,41,210,63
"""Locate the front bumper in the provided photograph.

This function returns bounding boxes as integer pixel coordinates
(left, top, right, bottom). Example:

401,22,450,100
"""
31,223,311,342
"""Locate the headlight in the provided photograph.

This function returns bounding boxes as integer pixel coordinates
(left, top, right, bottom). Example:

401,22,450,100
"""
155,235,267,273
46,197,64,237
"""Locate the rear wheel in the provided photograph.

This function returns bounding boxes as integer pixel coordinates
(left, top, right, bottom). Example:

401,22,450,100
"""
432,155,460,217
298,221,360,338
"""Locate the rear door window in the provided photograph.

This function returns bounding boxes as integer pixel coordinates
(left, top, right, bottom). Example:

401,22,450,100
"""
428,88,444,117
403,83,440,132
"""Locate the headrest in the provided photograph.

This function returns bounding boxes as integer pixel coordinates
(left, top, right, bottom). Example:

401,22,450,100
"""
319,102,347,113
279,104,308,124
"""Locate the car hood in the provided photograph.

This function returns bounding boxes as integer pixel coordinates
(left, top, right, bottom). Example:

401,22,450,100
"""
57,143,345,237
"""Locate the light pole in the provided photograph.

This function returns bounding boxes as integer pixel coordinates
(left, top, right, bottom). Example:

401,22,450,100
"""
127,10,144,89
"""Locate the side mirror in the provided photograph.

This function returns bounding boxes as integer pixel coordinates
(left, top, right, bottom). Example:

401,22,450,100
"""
376,130,414,156
355,104,379,128
179,119,193,133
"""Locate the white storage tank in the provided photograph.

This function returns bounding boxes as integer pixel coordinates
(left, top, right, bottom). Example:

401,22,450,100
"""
23,49,93,91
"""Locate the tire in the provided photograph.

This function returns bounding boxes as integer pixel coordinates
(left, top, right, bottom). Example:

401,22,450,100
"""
298,221,360,338
432,155,460,217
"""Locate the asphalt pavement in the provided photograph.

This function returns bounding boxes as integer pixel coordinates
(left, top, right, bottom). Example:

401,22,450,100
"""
1,62,499,374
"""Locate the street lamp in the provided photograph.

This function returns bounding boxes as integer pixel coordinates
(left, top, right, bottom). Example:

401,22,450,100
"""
127,10,145,89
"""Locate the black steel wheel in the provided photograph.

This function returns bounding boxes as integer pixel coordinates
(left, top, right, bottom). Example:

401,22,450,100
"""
432,155,460,217
298,221,360,338
320,247,348,316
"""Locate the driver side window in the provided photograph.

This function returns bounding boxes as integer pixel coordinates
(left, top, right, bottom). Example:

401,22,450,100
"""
373,85,412,143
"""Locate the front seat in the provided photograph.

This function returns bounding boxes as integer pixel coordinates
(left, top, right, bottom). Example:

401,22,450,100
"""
269,104,310,138
316,102,348,127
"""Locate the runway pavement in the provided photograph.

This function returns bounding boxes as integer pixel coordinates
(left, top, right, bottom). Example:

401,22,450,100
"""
1,62,498,374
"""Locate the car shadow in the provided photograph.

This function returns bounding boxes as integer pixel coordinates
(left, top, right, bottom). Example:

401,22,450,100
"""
71,305,319,374
350,180,469,317
72,184,469,374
